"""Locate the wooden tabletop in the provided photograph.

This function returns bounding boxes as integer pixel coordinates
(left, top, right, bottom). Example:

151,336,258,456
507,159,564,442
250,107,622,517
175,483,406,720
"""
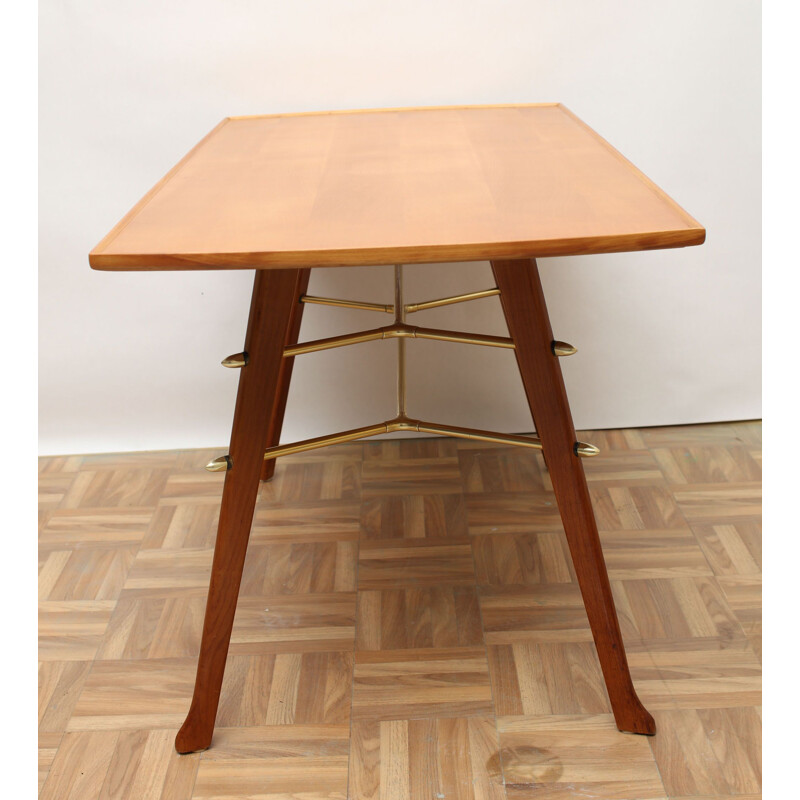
89,104,704,271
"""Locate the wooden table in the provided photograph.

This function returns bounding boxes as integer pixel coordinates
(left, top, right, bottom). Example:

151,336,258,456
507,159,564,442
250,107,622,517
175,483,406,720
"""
90,104,704,754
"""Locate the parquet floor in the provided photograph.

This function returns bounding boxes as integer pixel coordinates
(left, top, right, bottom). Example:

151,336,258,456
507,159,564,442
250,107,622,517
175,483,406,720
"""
39,421,762,799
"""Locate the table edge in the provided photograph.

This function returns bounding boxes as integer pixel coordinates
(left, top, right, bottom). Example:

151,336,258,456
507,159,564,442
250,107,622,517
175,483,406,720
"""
89,227,706,271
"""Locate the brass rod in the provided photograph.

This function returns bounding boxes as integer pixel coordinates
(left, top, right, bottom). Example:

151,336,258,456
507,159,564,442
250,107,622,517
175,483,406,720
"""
285,324,514,356
414,421,542,450
301,295,394,313
412,326,514,349
263,415,544,460
285,328,388,356
405,288,501,313
395,265,407,417
263,422,391,460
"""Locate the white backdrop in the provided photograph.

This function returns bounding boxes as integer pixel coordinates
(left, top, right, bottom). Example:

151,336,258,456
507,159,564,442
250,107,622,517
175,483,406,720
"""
39,0,761,455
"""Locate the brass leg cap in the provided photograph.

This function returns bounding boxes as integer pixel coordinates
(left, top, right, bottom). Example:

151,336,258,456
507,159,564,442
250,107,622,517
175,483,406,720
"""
205,455,232,472
552,341,577,356
574,442,600,458
221,352,248,368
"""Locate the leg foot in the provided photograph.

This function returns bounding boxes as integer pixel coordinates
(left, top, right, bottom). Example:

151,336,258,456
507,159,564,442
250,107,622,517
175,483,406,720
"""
492,258,655,736
175,269,303,753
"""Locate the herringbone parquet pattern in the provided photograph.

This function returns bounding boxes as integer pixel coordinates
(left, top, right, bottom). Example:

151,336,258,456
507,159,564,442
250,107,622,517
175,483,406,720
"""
39,422,761,799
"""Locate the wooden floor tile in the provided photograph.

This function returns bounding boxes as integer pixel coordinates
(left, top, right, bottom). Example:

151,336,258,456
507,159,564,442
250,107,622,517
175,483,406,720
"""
97,728,198,800
39,731,119,800
38,732,62,793
39,660,93,733
42,546,138,601
230,593,356,653
39,454,84,474
717,575,761,660
497,715,666,799
40,507,152,549
60,467,170,509
39,600,116,661
216,651,353,726
361,493,468,539
472,532,574,585
358,537,476,589
194,756,347,799
649,707,761,796
591,484,686,530
465,493,564,534
240,540,358,595
250,501,362,542
123,548,214,591
159,471,227,504
69,658,195,730
488,642,610,716
691,521,761,576
636,640,761,710
673,483,761,524
458,446,547,493
582,450,665,485
362,439,463,496
194,727,350,797
479,584,592,644
97,593,207,660
141,502,220,551
39,421,761,798
652,443,761,485
356,586,482,650
268,459,362,504
614,577,744,643
352,648,492,721
599,529,713,579
349,716,505,800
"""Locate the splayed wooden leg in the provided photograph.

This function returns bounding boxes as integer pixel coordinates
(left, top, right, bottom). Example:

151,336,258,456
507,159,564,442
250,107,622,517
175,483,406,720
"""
260,268,311,481
176,268,303,753
492,257,655,735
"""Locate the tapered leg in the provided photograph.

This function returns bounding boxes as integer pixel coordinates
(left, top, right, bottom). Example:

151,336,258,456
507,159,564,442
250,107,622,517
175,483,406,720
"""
260,268,311,481
491,258,656,735
175,269,303,754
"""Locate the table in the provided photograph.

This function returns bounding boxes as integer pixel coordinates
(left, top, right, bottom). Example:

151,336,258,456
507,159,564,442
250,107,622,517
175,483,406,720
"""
90,104,705,754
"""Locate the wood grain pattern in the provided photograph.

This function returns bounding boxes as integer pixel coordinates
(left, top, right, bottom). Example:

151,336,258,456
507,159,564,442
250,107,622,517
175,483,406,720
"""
260,268,311,482
89,104,704,271
39,420,760,798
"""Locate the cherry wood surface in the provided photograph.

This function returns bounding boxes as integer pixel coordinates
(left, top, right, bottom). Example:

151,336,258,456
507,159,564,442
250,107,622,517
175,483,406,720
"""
175,269,301,754
89,104,704,271
492,258,655,734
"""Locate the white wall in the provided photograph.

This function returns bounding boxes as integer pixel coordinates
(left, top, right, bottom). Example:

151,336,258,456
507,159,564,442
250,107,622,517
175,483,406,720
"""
39,0,761,455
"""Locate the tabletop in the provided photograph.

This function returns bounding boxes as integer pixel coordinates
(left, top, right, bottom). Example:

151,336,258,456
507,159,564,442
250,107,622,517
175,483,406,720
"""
89,104,704,271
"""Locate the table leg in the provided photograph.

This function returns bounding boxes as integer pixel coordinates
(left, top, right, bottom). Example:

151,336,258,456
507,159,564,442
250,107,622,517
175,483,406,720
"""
491,258,656,735
175,268,303,754
260,268,311,481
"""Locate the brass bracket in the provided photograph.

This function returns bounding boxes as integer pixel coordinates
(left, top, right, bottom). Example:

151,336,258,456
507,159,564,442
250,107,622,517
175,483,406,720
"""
211,266,597,472
265,266,596,464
